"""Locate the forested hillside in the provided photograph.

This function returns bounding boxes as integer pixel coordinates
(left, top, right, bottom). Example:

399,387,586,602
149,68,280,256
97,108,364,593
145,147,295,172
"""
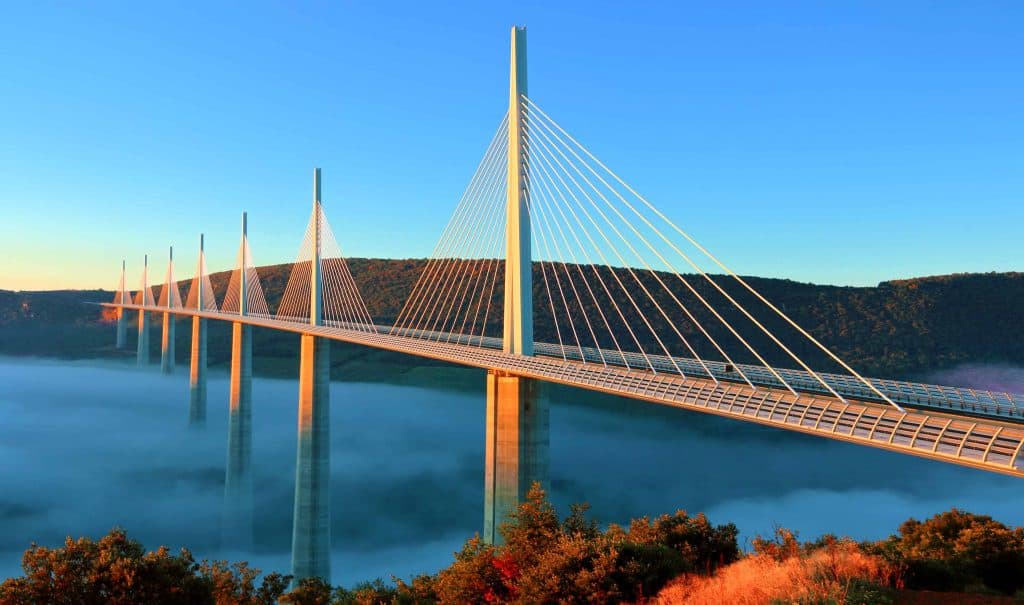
2,263,1022,381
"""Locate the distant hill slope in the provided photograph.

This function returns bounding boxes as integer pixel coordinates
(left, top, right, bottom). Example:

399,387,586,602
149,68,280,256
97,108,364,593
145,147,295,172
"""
2,263,1022,380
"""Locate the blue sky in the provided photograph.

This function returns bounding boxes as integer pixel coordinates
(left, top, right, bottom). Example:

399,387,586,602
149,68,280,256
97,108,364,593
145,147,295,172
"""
1,1,1021,290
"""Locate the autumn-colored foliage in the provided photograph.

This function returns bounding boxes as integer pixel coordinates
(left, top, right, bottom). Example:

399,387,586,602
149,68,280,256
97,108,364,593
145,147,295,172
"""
867,508,1024,595
0,529,290,605
653,536,899,605
3,492,1024,603
389,483,739,604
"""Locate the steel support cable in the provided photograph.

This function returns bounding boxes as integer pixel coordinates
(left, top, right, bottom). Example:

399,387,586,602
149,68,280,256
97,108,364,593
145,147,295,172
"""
527,123,701,377
433,153,509,339
243,241,262,316
321,211,376,332
461,215,504,346
474,232,505,347
316,216,347,327
223,241,247,314
276,213,316,320
458,186,506,347
525,130,685,378
322,256,352,327
526,154,608,366
527,140,607,363
397,116,508,331
526,104,793,393
188,254,218,312
526,131,663,374
338,257,377,332
521,178,569,361
318,209,349,328
330,254,372,330
279,258,311,320
432,151,509,342
425,152,508,340
527,139,627,368
530,144,641,371
401,158,499,337
525,114,718,384
398,122,509,334
246,258,270,318
402,141,505,336
528,107,814,398
522,157,588,364
522,107,752,385
456,184,508,342
523,97,901,411
393,116,509,332
242,241,265,317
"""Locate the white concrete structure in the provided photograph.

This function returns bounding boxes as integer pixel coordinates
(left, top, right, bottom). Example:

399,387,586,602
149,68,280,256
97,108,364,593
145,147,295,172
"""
292,168,332,583
189,235,208,425
225,213,255,550
161,247,176,374
503,26,533,357
483,369,549,544
485,26,549,545
116,260,129,349
137,255,150,366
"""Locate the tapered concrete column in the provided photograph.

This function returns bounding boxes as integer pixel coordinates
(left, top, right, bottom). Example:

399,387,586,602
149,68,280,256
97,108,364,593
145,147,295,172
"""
137,310,150,366
116,308,128,349
189,316,207,425
483,370,549,544
115,259,129,349
291,334,330,583
224,322,253,550
160,312,175,373
503,26,533,356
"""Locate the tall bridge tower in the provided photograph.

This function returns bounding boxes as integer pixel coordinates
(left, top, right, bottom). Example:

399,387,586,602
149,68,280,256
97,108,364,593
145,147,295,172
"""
115,260,129,349
137,255,150,366
225,212,255,551
160,247,176,374
484,26,550,545
292,168,332,583
189,235,208,425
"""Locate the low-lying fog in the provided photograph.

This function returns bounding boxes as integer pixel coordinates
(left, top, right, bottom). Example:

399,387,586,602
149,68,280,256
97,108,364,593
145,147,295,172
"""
1,356,1021,586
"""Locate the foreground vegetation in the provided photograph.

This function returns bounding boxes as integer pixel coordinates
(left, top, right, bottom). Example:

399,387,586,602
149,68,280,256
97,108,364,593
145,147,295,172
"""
3,485,1024,604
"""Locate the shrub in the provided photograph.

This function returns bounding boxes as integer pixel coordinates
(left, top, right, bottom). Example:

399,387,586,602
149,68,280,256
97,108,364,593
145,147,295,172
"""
654,538,898,605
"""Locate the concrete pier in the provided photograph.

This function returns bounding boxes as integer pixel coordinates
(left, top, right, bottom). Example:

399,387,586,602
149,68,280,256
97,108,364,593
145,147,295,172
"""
291,334,331,583
224,322,253,550
189,316,207,425
483,370,549,544
116,308,128,349
160,312,175,373
137,310,150,366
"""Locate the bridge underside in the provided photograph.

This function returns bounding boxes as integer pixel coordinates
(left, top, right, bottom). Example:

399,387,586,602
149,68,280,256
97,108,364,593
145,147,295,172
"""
107,303,1024,478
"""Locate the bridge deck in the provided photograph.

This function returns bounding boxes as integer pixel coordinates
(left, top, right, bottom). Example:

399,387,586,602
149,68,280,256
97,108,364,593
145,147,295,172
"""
108,303,1024,478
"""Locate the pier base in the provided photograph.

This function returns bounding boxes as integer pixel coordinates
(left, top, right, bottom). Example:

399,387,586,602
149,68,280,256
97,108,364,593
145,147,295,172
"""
137,310,150,366
291,334,331,583
189,317,207,426
116,308,128,349
160,312,175,374
483,370,549,544
224,322,253,551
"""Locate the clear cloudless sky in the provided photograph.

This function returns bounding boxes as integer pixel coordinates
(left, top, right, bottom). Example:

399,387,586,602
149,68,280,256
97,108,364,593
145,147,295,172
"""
0,1,1021,291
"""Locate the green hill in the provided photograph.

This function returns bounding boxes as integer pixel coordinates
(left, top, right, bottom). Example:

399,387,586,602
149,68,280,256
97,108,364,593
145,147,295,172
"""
1,263,1022,381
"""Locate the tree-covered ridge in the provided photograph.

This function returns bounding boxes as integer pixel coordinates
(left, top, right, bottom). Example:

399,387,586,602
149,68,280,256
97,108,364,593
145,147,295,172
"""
1,268,1022,381
205,263,1024,378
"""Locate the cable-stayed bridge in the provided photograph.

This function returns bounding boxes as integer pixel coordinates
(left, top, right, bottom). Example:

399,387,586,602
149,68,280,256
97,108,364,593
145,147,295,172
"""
104,27,1024,584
